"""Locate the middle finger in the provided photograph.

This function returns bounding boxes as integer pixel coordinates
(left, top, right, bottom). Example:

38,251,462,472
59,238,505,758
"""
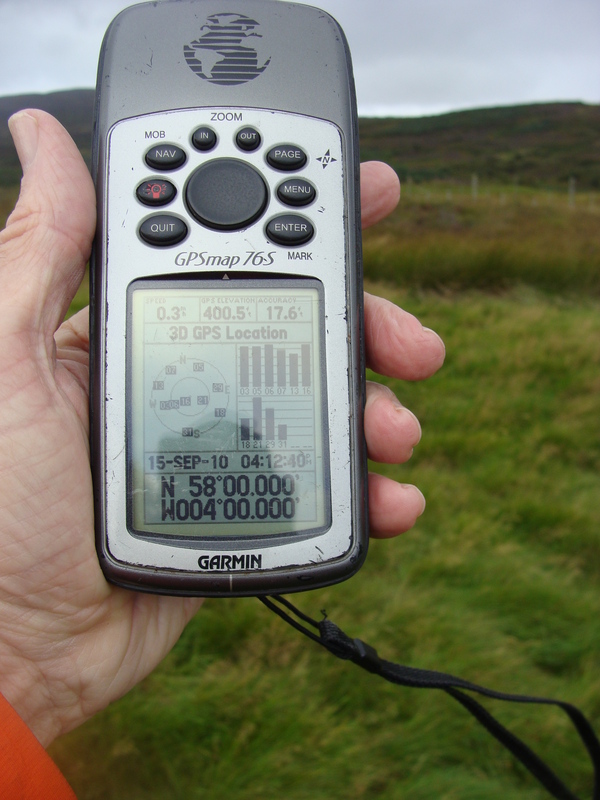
364,381,422,464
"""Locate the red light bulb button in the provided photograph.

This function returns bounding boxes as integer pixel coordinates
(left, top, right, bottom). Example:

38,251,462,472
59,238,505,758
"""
136,179,177,207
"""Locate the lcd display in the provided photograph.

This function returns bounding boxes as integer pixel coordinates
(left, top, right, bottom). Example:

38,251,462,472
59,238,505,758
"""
128,279,330,539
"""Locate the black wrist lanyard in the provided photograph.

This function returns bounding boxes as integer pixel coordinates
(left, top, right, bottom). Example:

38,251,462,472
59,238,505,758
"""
259,594,600,800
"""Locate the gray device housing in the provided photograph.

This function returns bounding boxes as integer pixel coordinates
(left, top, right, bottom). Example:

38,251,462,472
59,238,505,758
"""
91,0,368,596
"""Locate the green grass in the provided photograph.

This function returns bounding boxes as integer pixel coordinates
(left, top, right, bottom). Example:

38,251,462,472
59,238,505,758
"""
2,162,599,798
50,284,600,800
363,183,600,295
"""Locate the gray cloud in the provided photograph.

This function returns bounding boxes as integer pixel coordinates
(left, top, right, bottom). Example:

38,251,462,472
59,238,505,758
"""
0,0,597,115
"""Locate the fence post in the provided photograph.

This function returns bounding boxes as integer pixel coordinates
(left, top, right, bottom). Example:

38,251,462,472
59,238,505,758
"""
568,177,576,209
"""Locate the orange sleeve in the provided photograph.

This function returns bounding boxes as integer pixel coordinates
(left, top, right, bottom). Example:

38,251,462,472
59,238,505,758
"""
0,692,76,799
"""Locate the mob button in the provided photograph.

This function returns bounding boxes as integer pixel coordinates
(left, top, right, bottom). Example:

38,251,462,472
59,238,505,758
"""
139,214,188,247
266,214,314,246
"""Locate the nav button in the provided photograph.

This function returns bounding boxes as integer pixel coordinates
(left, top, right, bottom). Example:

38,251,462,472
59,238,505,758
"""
139,215,188,247
145,144,187,171
266,214,314,246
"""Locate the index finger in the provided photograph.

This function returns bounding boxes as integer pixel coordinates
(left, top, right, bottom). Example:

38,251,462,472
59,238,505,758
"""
360,161,400,229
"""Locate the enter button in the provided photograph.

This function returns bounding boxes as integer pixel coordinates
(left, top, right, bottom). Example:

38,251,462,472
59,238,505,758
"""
266,215,314,246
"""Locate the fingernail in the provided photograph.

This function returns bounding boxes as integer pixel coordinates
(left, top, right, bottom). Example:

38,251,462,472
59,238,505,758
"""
423,326,446,351
397,405,422,445
416,488,426,516
8,111,40,173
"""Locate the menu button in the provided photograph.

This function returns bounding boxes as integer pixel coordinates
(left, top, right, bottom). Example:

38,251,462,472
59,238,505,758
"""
277,178,316,207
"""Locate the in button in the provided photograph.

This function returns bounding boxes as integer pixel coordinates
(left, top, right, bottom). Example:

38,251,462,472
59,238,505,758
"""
191,127,217,152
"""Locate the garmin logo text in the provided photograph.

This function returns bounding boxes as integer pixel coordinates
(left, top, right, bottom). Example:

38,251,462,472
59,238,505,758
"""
198,554,262,571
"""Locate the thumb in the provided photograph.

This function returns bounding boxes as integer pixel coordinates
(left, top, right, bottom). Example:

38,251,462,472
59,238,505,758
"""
0,109,95,343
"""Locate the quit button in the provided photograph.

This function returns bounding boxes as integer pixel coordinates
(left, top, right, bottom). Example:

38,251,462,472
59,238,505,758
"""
139,214,188,247
266,214,314,246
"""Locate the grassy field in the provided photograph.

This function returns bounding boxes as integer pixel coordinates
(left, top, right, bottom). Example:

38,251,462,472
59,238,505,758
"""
1,159,599,797
38,183,599,798
363,181,600,296
48,282,600,800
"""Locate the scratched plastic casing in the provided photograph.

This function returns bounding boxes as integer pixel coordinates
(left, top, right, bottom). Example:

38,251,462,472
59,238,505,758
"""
91,0,367,596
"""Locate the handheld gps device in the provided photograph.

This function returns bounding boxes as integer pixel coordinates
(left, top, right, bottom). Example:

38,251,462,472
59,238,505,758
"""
91,0,367,596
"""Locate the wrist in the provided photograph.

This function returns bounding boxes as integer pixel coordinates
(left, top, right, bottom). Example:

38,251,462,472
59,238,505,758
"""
0,629,72,747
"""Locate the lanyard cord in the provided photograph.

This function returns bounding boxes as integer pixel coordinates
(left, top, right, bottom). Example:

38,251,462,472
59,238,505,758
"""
259,594,600,800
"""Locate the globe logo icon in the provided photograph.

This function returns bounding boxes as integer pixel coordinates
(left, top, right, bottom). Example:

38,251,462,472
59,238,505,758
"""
184,13,271,86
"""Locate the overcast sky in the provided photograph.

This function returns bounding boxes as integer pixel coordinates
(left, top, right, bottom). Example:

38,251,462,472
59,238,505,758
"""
0,0,597,116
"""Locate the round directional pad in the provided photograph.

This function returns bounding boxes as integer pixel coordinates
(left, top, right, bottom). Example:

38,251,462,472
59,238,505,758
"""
185,158,268,231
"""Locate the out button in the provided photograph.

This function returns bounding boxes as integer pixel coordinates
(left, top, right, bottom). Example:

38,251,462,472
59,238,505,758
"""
236,127,261,152
266,214,314,246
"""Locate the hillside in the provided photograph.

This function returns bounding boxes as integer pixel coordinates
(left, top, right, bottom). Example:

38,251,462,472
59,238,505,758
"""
1,89,599,190
360,102,600,190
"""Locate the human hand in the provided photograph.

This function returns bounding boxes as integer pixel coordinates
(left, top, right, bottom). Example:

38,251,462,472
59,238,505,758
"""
359,162,445,535
0,111,444,747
